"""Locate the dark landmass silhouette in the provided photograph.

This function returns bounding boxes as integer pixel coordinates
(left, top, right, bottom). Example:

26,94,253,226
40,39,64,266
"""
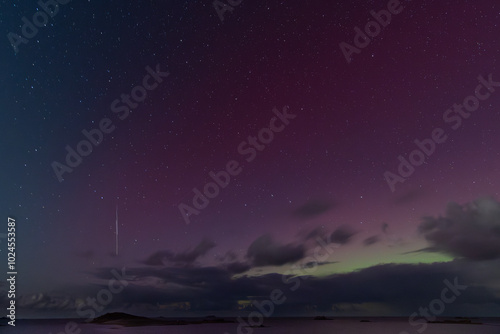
428,317,483,325
90,312,234,327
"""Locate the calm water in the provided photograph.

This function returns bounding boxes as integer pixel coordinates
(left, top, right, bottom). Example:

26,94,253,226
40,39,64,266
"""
4,318,500,334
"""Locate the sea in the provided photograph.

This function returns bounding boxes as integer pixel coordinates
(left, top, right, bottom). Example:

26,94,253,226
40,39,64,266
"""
3,318,500,334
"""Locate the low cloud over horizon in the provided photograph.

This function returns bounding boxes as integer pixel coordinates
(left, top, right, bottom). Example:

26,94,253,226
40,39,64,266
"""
5,197,500,319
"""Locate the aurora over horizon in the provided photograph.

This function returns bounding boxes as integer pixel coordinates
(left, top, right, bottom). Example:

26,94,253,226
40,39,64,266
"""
1,0,500,329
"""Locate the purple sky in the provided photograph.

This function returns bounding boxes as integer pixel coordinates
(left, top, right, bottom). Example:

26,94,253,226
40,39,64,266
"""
1,0,500,319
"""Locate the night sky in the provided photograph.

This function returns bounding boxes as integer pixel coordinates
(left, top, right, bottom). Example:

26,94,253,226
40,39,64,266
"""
1,0,500,319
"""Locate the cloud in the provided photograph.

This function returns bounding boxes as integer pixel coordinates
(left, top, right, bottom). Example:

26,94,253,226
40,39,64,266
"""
246,234,305,266
218,251,237,262
225,262,251,274
294,200,332,218
143,238,216,266
330,226,357,245
299,261,338,270
298,226,330,242
15,293,76,310
402,247,440,255
418,197,500,260
16,259,499,318
382,222,389,233
143,251,173,266
363,235,380,246
275,260,500,316
393,188,426,205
